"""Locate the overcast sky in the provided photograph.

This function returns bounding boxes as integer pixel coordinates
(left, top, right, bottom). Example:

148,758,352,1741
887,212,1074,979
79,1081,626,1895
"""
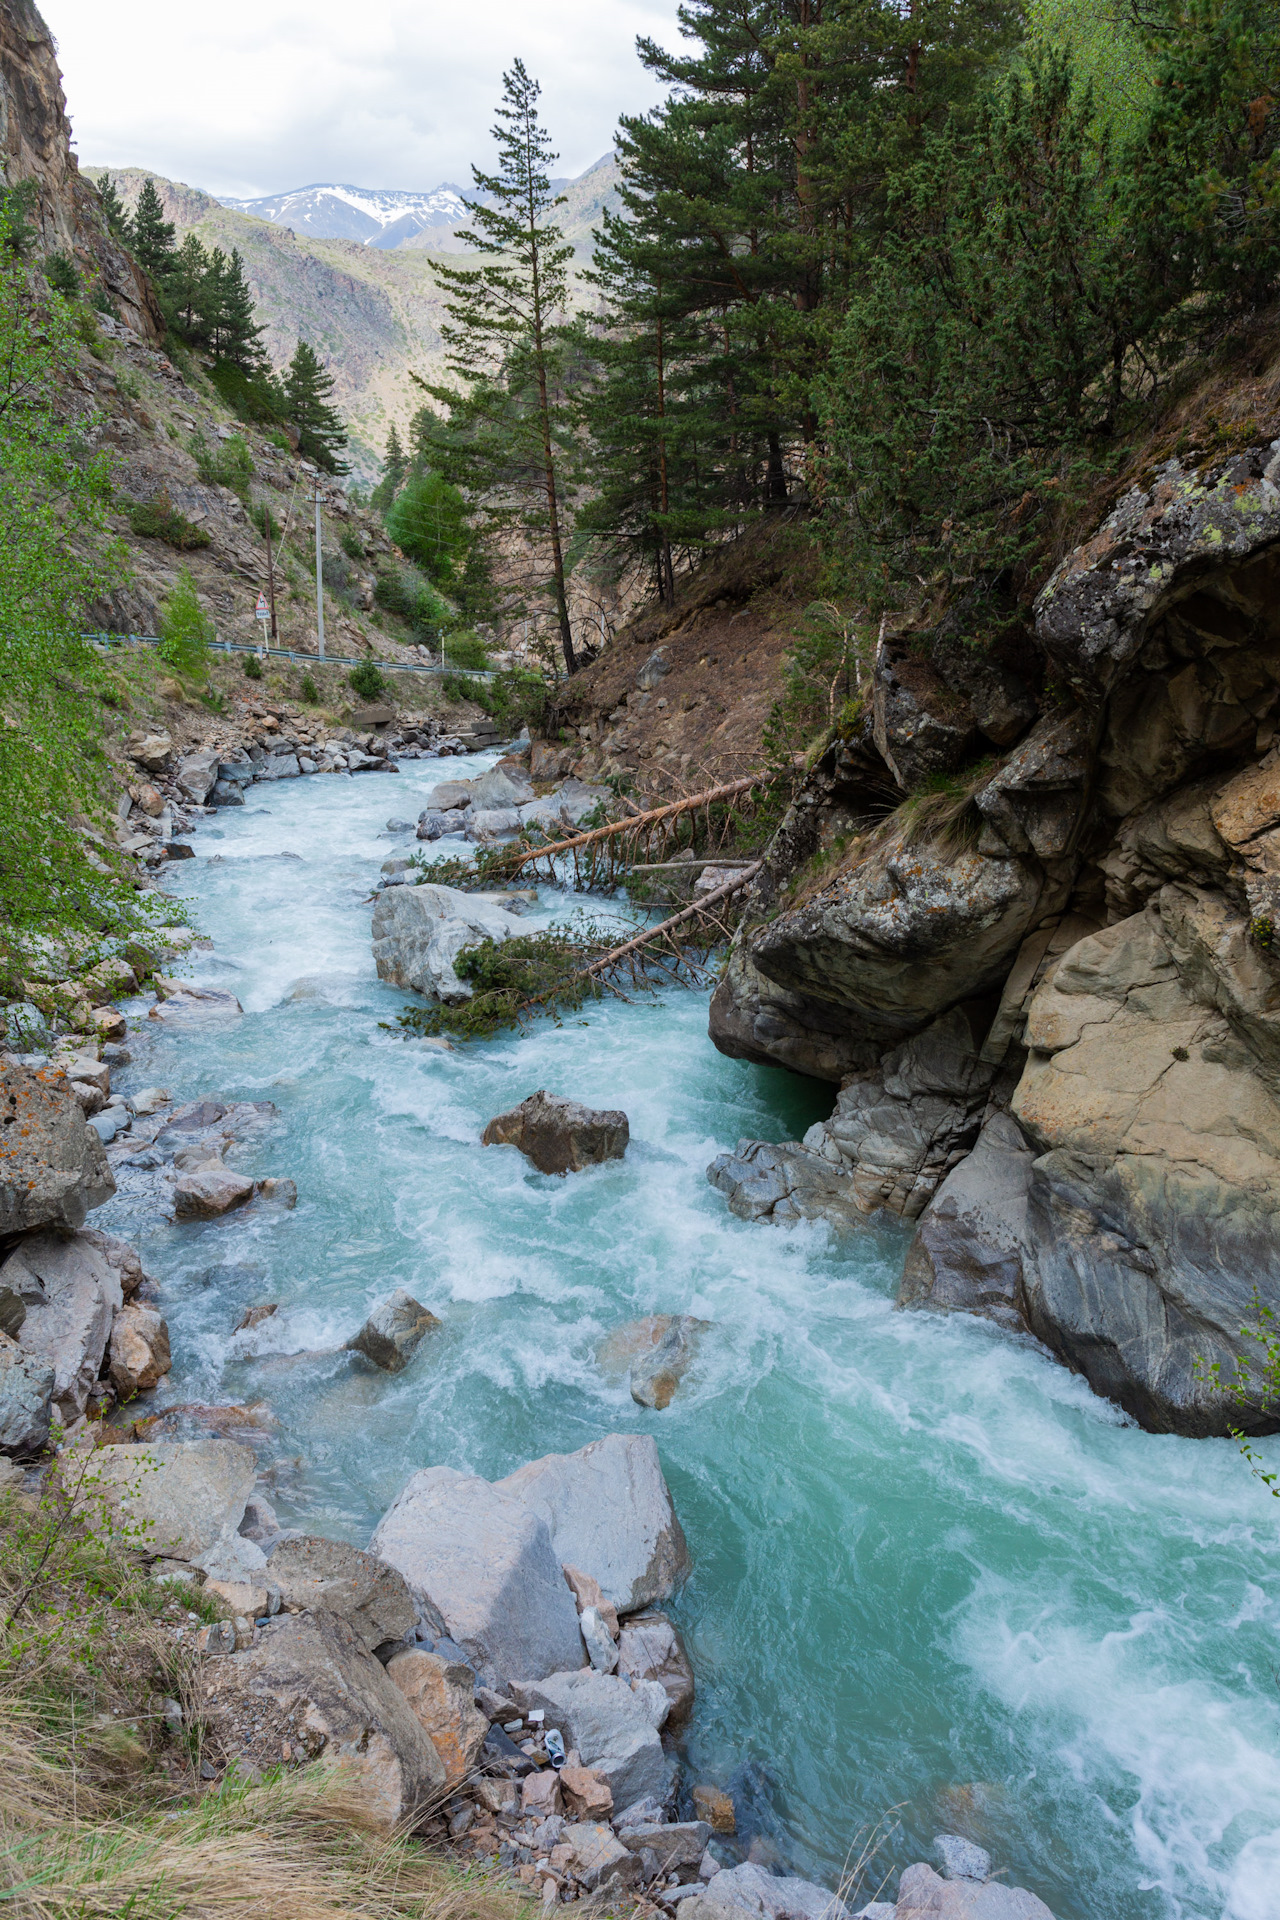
46,0,685,199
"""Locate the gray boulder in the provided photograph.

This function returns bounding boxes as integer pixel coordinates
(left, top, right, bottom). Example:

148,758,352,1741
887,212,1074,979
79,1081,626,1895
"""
371,883,514,1003
466,807,522,840
681,1861,848,1920
0,1062,115,1235
706,1140,869,1230
898,1113,1035,1332
424,781,473,811
175,750,221,804
482,1089,629,1175
414,811,456,841
470,765,534,809
92,1438,257,1563
496,1432,690,1615
266,1534,416,1652
203,1610,446,1832
511,1668,666,1810
558,1820,642,1891
6,1231,124,1421
935,1837,992,1883
344,1290,441,1372
616,1821,711,1870
0,1332,55,1456
616,1610,695,1728
894,1864,1055,1919
370,1464,586,1689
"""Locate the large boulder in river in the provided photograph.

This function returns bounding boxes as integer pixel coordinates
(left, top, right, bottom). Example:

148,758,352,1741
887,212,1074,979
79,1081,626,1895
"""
370,1464,587,1689
4,1231,124,1422
482,1089,629,1174
344,1289,440,1372
511,1668,667,1810
469,764,533,809
371,883,514,1003
0,1062,115,1235
496,1433,690,1615
203,1610,446,1831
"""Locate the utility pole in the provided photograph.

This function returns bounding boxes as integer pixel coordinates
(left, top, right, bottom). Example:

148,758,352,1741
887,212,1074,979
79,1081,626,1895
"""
312,473,326,662
264,506,278,645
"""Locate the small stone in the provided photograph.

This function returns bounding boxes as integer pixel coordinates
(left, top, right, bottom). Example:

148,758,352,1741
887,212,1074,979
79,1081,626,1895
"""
699,1850,720,1881
449,1804,475,1838
692,1786,735,1834
523,1768,564,1818
92,1007,127,1040
613,1797,665,1832
344,1289,441,1372
476,1685,518,1722
561,1760,613,1821
131,1087,170,1116
934,1835,991,1883
474,1776,519,1815
256,1177,297,1207
194,1619,236,1655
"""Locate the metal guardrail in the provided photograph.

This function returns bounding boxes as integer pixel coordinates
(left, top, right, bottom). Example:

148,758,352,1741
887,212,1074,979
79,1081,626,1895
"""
85,633,496,681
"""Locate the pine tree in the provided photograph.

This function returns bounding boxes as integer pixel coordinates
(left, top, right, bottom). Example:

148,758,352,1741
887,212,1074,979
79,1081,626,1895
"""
216,249,266,369
284,342,349,473
420,61,580,674
372,423,408,511
170,233,210,338
97,172,130,240
130,177,176,279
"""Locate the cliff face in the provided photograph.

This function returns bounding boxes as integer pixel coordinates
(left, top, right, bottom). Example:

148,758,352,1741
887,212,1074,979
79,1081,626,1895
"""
706,368,1280,1438
0,0,161,338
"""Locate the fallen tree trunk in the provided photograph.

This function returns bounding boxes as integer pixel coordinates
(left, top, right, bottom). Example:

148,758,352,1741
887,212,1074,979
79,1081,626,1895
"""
507,773,763,873
580,862,764,978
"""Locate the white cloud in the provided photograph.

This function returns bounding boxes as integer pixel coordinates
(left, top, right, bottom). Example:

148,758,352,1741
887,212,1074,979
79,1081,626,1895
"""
45,0,685,197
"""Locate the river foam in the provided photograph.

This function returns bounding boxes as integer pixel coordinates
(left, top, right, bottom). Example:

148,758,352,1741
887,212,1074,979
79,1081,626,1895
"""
99,750,1280,1920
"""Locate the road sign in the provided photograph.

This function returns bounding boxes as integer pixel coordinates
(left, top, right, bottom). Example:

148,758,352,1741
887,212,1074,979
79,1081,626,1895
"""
255,593,270,621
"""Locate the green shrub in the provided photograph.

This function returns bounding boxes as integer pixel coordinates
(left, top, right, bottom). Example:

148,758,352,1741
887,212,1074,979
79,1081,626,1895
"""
300,673,319,702
249,499,281,540
43,252,79,298
191,431,253,501
348,659,387,701
373,562,450,634
340,527,365,561
157,568,214,676
209,358,287,426
442,667,546,734
385,470,476,591
242,652,263,680
127,495,210,550
444,630,490,671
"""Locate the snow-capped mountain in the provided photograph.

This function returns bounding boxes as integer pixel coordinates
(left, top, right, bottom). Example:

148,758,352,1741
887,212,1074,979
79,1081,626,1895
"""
217,183,474,249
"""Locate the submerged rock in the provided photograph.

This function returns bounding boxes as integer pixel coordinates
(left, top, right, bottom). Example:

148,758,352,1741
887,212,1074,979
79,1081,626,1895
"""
707,1139,867,1229
626,1316,711,1409
172,1164,255,1219
345,1289,441,1372
482,1089,629,1175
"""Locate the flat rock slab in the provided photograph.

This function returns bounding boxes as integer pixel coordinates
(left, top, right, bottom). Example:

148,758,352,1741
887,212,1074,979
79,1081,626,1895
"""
683,1862,849,1920
482,1089,629,1175
344,1289,440,1372
266,1533,416,1651
203,1610,446,1833
370,1463,586,1690
617,1820,712,1869
93,1438,256,1562
895,1865,1056,1919
511,1668,667,1811
0,1062,115,1235
497,1432,691,1614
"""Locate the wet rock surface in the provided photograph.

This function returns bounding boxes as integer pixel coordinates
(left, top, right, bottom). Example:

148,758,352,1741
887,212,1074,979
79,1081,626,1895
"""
482,1089,630,1175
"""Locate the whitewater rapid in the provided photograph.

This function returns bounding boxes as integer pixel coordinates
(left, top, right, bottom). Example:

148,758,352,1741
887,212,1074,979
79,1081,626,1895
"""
97,750,1280,1920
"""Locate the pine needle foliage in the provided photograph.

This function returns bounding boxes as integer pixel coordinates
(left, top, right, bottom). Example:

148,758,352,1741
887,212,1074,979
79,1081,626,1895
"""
418,62,581,673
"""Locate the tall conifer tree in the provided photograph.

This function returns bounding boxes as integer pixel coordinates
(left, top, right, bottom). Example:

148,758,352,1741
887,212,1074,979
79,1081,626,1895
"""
130,177,176,279
419,61,580,674
284,342,349,473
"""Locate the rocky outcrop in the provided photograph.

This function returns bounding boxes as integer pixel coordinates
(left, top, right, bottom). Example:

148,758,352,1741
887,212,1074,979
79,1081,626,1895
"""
709,444,1280,1436
203,1610,447,1832
0,0,163,338
0,1062,115,1235
482,1090,630,1175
